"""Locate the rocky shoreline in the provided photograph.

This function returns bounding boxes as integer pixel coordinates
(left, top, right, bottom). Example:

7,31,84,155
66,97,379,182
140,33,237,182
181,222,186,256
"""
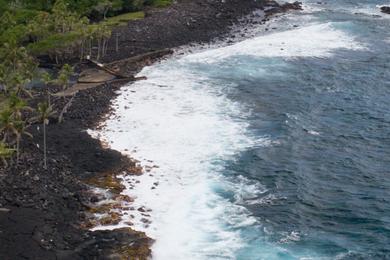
0,0,302,259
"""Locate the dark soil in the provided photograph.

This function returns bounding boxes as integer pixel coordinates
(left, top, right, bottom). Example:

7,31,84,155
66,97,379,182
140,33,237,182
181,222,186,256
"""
101,0,302,63
0,0,301,259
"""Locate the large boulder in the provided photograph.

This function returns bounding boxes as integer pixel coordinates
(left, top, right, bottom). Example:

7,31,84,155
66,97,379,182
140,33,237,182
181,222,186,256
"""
264,1,303,16
281,1,303,11
380,6,390,14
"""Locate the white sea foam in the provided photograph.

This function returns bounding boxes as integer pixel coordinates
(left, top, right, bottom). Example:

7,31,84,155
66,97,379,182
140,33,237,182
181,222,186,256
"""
184,23,365,63
91,58,271,259
350,4,390,18
90,20,366,259
300,1,326,13
308,130,320,136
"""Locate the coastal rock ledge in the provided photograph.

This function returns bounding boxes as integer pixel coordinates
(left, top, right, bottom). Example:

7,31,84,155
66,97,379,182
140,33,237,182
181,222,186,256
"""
264,1,303,16
380,6,390,14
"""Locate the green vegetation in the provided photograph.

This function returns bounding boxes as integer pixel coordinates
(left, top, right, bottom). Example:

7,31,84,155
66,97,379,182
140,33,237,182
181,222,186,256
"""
103,11,145,27
0,142,15,167
148,0,172,8
0,0,172,168
0,0,171,62
33,101,56,169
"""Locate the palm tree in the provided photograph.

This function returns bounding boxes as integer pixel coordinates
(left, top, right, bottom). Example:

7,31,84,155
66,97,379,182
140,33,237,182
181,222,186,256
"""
56,64,73,92
0,108,16,144
0,108,19,166
8,92,33,119
32,100,56,169
14,120,32,165
6,93,33,165
0,141,15,168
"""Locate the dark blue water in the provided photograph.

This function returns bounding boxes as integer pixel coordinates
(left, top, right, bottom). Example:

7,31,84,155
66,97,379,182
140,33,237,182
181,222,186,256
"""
212,1,390,259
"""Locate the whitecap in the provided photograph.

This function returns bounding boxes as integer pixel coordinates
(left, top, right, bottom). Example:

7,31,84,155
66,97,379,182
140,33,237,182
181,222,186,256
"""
308,130,320,136
91,58,267,259
184,23,365,63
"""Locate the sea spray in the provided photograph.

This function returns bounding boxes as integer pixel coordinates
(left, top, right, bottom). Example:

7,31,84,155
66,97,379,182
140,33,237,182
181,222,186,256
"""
90,7,386,258
91,59,269,258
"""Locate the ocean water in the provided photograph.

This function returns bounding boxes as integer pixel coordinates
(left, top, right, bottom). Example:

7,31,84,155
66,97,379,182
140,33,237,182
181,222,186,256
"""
93,1,390,259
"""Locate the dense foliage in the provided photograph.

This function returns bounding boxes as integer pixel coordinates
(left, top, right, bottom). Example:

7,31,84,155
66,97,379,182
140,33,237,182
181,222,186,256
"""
0,0,161,16
0,0,171,167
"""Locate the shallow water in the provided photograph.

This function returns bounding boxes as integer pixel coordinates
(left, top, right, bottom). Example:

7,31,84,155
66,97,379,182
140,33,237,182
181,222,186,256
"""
95,1,390,259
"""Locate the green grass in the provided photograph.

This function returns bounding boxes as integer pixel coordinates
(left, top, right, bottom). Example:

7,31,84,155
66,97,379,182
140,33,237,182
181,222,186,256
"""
150,0,172,8
103,11,145,27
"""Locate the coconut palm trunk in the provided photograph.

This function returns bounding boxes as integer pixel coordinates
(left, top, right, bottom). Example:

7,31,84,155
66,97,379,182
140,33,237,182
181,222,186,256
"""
16,135,20,165
43,122,47,169
34,101,55,170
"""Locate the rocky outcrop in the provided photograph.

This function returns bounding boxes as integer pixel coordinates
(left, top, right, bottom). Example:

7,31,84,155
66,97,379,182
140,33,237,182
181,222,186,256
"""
264,1,303,16
281,1,303,11
380,6,390,14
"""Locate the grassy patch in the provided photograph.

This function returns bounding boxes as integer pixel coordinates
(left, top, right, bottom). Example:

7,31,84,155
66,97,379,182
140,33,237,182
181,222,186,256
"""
103,11,145,27
150,0,172,8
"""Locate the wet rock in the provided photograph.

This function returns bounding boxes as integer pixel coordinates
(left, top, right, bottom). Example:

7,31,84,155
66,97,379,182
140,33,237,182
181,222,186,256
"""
140,218,151,224
116,194,134,203
126,164,143,175
78,228,153,259
281,1,303,11
99,212,121,226
85,174,125,194
90,195,100,203
380,6,390,14
88,202,121,214
265,1,302,16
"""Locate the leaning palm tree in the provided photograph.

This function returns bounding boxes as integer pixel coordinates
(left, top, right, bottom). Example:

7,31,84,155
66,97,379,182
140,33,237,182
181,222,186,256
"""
32,101,56,169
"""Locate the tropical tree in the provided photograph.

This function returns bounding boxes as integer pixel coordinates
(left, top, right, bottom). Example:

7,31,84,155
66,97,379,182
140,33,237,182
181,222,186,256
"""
55,64,73,92
13,120,32,165
27,11,52,43
33,100,56,169
7,92,32,119
0,41,37,96
0,108,16,145
0,141,15,167
6,93,32,164
93,23,111,60
93,0,123,19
